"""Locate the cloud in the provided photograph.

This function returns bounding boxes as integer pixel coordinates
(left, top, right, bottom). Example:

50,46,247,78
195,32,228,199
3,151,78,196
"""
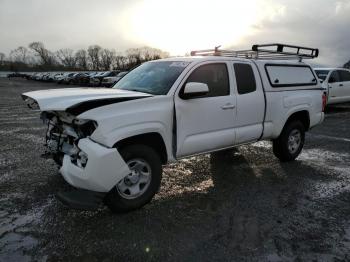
236,0,350,66
0,0,139,54
0,0,349,66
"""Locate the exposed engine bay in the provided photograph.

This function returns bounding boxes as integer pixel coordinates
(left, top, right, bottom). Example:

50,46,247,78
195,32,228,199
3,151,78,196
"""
41,111,97,167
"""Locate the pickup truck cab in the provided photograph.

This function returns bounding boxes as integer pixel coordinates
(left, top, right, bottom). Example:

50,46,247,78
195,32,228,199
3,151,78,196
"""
314,68,350,105
22,44,325,212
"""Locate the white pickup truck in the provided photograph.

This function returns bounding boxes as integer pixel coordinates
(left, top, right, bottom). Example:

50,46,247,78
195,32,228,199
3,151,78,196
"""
314,68,350,105
22,44,325,212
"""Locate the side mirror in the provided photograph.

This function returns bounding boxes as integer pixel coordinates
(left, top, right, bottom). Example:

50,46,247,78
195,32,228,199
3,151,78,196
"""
181,82,209,99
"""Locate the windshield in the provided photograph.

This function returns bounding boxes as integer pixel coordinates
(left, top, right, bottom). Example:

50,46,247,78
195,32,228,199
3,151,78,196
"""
315,70,330,80
113,61,190,95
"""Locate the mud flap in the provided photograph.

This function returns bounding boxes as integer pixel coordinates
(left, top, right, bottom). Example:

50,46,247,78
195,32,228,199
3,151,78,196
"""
56,189,106,210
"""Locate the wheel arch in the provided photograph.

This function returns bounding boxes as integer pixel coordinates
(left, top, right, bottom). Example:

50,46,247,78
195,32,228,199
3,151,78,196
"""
284,110,310,131
114,132,168,164
273,109,310,139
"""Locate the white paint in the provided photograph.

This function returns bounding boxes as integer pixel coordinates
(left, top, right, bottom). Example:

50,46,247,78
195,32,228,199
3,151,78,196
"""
60,138,130,192
23,88,152,111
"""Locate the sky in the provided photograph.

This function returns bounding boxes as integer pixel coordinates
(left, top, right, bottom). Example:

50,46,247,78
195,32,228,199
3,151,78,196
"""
0,0,350,66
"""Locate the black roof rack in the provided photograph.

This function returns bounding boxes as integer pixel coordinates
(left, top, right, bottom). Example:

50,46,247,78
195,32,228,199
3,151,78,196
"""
190,43,319,61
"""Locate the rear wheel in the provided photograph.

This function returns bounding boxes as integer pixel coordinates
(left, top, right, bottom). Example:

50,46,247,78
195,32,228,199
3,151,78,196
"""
273,120,305,162
104,144,162,212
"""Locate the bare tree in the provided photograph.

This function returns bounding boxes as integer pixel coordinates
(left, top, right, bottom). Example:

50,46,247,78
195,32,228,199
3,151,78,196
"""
139,46,169,61
56,48,77,68
10,46,29,64
101,49,116,70
75,49,89,70
87,45,102,70
114,54,128,70
0,52,5,65
2,42,169,71
126,48,142,68
125,46,169,69
29,42,56,66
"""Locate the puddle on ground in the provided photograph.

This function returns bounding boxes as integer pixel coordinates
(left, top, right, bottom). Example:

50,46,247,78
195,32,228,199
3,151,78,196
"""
0,195,50,262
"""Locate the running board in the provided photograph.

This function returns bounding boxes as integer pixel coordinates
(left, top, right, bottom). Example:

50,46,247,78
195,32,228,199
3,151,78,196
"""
56,189,106,210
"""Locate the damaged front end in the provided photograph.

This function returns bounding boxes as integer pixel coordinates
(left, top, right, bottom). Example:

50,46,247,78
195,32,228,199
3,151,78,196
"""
41,111,97,166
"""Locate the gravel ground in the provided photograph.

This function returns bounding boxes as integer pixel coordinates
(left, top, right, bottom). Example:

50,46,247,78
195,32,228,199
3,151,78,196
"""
1,78,350,262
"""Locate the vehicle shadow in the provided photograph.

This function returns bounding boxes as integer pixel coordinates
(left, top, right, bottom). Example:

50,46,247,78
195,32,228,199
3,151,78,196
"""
325,103,350,114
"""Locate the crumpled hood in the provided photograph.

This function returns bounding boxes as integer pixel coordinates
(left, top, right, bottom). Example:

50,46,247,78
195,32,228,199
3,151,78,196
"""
22,88,152,112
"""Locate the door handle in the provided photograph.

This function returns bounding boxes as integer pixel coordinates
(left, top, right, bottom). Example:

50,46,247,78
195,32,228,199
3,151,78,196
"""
339,84,343,87
221,104,235,110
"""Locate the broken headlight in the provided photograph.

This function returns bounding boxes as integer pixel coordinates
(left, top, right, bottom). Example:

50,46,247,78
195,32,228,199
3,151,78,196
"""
23,96,40,110
73,119,98,138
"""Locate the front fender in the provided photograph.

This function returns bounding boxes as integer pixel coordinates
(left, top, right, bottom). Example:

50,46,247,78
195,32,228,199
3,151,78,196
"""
91,122,173,160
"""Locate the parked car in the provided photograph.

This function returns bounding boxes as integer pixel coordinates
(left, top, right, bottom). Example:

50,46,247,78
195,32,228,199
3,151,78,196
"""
69,72,91,85
22,43,325,212
7,72,24,78
56,72,70,83
314,68,350,105
34,72,45,81
41,73,50,81
89,72,106,86
89,71,120,87
42,72,59,82
60,73,77,84
101,71,128,87
53,73,64,82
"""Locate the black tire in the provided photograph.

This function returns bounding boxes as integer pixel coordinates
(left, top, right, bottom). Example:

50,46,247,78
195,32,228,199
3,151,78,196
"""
104,144,162,213
272,120,305,162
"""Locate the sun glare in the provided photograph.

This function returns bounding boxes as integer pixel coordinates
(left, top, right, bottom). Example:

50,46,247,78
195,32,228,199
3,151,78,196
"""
121,0,265,55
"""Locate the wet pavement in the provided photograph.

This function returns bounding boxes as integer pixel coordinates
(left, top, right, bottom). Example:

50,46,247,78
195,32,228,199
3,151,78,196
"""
1,78,350,261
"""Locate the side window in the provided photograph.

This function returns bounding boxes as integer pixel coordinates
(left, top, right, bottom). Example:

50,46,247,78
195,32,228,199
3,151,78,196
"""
185,63,229,97
234,63,256,94
339,70,350,82
266,65,317,87
329,71,341,83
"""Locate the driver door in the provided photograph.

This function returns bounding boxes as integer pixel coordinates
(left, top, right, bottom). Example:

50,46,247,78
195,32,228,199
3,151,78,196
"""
174,62,236,157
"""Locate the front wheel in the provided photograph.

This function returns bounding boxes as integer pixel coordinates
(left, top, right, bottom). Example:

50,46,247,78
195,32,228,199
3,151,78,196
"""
272,120,305,162
104,144,162,213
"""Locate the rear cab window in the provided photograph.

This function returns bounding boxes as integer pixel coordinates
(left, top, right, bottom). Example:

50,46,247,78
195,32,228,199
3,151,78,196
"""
234,63,256,94
265,64,317,87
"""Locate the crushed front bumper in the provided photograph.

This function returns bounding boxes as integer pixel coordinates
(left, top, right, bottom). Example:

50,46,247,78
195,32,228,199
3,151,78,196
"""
59,138,130,192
